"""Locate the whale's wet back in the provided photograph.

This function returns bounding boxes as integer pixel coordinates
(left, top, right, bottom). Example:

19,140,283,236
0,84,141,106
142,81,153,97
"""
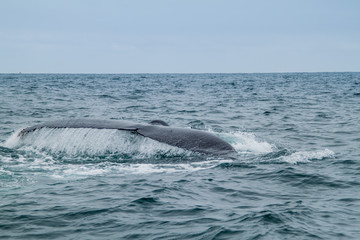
19,119,236,155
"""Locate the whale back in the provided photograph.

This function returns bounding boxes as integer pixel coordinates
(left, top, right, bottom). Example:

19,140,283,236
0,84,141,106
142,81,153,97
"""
19,119,236,155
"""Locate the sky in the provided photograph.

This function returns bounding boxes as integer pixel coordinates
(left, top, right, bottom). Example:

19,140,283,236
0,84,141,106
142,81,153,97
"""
1,0,359,73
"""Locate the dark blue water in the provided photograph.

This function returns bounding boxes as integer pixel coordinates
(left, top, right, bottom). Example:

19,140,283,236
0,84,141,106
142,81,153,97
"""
1,73,359,239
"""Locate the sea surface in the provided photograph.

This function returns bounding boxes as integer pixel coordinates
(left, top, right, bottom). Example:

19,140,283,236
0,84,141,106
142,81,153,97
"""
0,73,359,239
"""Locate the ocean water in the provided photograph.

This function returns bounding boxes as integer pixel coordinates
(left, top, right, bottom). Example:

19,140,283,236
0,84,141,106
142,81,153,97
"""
0,73,359,239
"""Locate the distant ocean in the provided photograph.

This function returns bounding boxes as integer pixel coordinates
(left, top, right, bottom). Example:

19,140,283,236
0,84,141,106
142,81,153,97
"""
1,73,359,239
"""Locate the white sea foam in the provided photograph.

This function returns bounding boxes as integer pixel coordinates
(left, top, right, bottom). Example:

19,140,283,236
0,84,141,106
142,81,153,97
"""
46,159,233,179
217,131,275,154
3,129,23,149
281,149,335,164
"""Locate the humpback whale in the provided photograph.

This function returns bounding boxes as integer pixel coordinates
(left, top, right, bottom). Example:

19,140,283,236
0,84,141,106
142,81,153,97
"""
19,119,236,155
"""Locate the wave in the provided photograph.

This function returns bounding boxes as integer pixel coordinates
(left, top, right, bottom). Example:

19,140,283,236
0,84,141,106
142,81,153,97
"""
280,149,335,164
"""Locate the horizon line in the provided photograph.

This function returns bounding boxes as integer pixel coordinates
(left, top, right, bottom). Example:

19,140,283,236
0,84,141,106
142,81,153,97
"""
1,71,359,75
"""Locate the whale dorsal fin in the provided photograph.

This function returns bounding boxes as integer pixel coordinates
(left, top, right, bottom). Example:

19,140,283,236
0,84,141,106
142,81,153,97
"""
149,120,169,126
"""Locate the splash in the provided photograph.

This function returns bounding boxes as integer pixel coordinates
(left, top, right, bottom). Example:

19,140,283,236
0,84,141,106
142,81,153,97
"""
218,131,275,154
1,128,280,178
